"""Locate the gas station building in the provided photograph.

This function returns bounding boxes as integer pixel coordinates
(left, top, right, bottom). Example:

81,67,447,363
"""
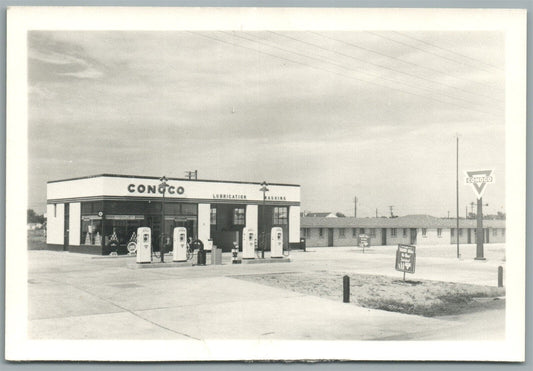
46,174,300,255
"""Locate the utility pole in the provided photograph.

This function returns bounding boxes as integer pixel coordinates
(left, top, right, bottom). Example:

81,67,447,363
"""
185,170,198,180
456,135,460,259
388,205,394,218
353,196,358,218
375,208,378,218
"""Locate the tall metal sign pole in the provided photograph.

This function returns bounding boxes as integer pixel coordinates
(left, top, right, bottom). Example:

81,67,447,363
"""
465,170,494,260
260,181,269,259
159,176,168,263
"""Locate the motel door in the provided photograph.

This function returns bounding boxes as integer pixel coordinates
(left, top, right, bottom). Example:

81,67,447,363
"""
381,228,387,246
328,228,334,247
63,203,70,251
409,228,417,245
467,229,472,244
485,229,490,243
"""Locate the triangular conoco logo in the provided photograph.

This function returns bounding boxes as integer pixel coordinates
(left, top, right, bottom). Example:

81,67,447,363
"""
465,170,494,199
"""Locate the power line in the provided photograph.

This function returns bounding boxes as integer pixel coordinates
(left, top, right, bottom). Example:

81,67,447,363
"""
393,31,504,72
307,31,503,103
367,31,504,89
220,31,499,118
269,31,501,111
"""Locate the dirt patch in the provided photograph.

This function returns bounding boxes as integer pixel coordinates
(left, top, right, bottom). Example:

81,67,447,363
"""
234,271,505,317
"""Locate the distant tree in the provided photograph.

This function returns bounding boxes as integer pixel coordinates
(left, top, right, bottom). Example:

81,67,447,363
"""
27,209,45,224
335,212,346,217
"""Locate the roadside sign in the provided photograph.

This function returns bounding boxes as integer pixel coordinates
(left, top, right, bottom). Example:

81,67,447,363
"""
395,244,416,279
358,234,369,248
465,169,494,199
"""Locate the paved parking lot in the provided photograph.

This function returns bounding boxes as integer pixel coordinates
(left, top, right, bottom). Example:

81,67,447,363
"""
28,244,506,341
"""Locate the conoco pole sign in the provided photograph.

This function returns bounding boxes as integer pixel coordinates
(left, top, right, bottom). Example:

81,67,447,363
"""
465,169,494,199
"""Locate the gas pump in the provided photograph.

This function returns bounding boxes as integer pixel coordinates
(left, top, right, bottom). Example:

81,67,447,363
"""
242,228,256,259
270,227,283,258
172,227,187,262
136,227,151,264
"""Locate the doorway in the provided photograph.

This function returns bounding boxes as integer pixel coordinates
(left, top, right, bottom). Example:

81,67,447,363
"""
409,228,417,245
328,228,334,247
381,228,387,246
467,229,472,244
63,203,70,251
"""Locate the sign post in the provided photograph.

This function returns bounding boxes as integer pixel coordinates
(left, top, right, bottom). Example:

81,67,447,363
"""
395,244,416,281
358,234,369,253
465,170,494,261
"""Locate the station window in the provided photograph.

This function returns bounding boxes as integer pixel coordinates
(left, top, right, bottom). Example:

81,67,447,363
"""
422,228,427,237
437,228,442,237
403,228,407,237
81,219,102,245
319,228,324,238
339,228,345,238
233,208,245,225
391,228,397,237
273,207,288,225
352,228,357,237
493,229,497,236
369,228,375,237
360,228,365,234
210,207,217,225
458,228,463,237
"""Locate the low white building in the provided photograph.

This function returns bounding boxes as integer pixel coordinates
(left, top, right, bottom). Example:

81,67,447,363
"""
46,174,300,255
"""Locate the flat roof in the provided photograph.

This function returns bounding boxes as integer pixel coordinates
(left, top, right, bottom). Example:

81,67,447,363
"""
301,215,505,229
47,173,300,187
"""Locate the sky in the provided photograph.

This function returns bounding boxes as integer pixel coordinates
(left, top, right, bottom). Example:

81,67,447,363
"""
28,31,506,217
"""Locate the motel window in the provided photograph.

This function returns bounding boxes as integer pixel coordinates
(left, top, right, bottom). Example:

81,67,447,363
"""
422,228,427,237
352,228,357,237
403,228,407,237
210,207,217,225
391,228,397,237
339,228,345,238
233,208,245,225
319,228,324,238
493,229,497,236
360,228,365,234
437,228,442,237
458,228,463,237
369,228,375,237
273,207,288,225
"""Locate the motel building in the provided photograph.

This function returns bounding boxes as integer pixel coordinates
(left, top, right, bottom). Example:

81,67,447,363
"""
300,214,506,247
46,174,300,255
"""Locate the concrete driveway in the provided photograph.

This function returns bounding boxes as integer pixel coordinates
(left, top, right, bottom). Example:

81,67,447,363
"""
27,244,505,341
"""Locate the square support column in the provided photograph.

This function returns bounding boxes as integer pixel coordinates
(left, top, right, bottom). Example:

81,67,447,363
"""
246,204,258,235
198,203,211,245
289,205,300,244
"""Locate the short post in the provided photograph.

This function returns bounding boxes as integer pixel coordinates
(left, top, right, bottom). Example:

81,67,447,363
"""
498,266,503,288
343,275,350,303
